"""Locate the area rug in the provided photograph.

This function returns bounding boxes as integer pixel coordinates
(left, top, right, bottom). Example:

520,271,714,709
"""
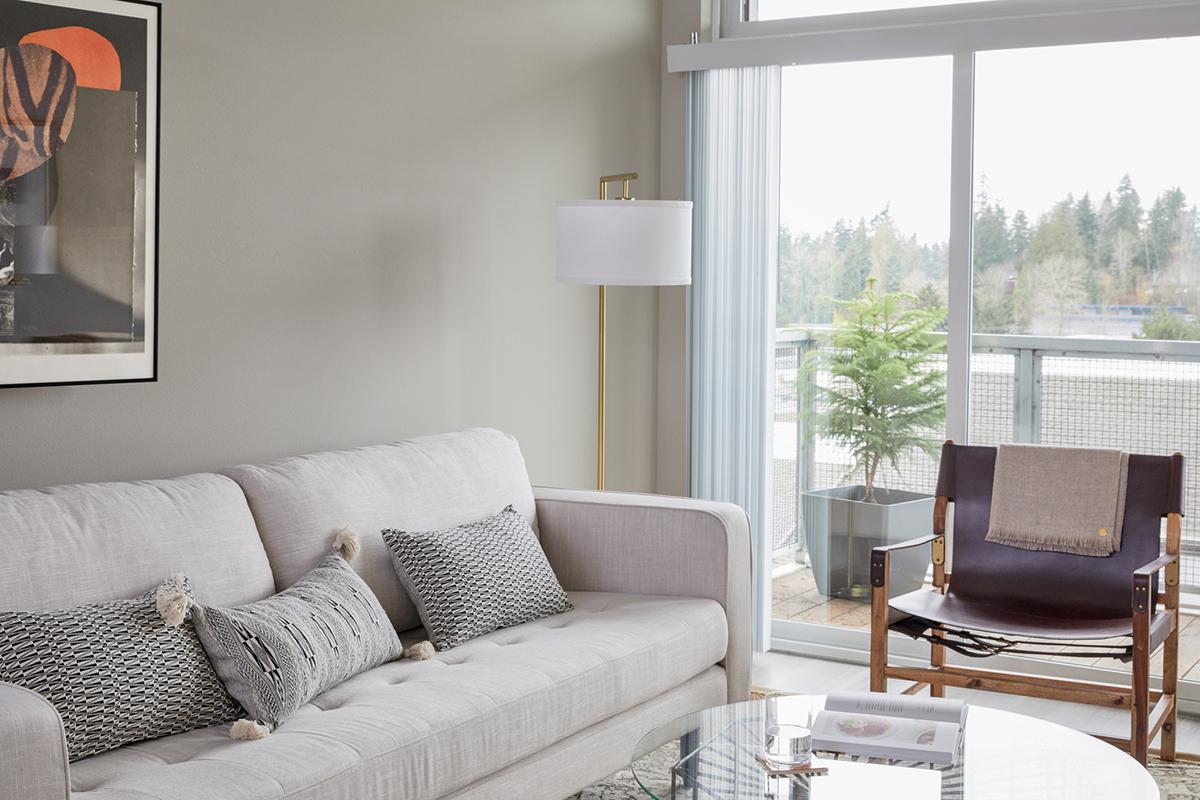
576,732,1200,799
574,745,672,800
1156,759,1200,800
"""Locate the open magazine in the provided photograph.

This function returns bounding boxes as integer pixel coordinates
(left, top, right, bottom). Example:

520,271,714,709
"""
811,692,967,765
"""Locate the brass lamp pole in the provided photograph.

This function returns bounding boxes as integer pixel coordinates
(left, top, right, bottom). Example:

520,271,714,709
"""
595,172,637,490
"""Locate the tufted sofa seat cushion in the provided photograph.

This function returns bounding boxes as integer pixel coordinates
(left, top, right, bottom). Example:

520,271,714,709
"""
68,592,728,800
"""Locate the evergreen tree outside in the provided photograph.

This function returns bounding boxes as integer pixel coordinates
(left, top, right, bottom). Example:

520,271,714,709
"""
1136,307,1200,341
1114,174,1144,233
1076,194,1099,266
837,220,873,301
973,193,1012,272
1010,210,1032,261
1148,188,1187,278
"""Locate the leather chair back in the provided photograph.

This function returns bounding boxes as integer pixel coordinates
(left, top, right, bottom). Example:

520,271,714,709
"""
935,442,1184,620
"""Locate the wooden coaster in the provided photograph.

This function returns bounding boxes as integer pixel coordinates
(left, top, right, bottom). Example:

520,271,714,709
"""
754,753,830,777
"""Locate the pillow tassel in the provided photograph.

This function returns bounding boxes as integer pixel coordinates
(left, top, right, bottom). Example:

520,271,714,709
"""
155,574,192,628
404,640,435,661
230,719,271,741
333,526,361,562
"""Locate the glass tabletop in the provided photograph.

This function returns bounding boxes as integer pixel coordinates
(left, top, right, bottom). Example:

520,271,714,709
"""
630,695,1158,800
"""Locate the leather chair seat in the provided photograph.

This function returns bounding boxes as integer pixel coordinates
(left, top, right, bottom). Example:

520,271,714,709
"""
890,588,1173,649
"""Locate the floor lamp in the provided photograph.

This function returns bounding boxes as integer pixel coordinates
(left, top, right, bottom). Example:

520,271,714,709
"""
556,173,693,490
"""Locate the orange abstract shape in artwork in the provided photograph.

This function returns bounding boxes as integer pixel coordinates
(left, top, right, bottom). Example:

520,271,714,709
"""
20,26,120,91
0,44,77,181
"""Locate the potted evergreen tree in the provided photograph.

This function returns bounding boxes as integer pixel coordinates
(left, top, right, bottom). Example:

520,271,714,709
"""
802,280,946,601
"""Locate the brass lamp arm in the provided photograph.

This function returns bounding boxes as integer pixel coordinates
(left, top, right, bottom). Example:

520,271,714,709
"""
599,172,638,201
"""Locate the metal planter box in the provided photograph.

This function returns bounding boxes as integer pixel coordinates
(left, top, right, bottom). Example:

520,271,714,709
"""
802,485,934,602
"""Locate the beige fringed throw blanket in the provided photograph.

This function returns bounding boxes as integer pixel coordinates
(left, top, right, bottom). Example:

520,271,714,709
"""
985,444,1129,557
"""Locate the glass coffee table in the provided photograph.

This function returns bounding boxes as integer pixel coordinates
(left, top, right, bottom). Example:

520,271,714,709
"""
631,695,1159,799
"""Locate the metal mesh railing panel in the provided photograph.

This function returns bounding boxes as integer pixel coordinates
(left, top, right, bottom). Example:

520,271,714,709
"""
1039,355,1200,589
773,344,804,550
969,353,1015,445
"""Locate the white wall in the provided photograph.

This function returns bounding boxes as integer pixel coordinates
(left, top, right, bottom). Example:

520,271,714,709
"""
0,0,662,492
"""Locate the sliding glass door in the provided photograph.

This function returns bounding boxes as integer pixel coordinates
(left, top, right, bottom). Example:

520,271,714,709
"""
773,56,951,629
967,37,1200,681
767,24,1200,688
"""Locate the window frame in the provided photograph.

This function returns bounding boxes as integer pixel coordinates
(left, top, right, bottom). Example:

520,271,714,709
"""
682,0,1200,697
720,0,1200,43
680,1,1200,71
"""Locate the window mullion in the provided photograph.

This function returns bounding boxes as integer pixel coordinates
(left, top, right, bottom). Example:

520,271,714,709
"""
945,51,975,444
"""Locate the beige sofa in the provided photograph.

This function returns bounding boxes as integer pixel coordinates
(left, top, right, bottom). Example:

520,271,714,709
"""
1,428,751,800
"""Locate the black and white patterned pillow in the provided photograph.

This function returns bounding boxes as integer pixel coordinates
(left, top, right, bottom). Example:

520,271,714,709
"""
190,553,402,731
382,505,573,650
0,580,242,761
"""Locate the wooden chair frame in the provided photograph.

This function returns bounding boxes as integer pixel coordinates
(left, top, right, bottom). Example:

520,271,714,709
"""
869,496,1182,765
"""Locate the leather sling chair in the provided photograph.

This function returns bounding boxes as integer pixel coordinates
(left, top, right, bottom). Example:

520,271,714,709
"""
869,441,1184,765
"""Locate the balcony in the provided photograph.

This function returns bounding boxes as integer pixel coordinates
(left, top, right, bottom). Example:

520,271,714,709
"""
772,328,1200,677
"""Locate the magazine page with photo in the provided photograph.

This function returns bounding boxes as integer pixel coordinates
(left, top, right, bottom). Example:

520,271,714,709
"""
812,692,968,764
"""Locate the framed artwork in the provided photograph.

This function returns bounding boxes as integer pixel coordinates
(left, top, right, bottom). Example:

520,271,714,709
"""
0,0,159,388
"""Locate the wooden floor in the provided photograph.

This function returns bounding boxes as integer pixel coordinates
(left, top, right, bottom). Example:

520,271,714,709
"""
772,564,1200,680
753,650,1200,753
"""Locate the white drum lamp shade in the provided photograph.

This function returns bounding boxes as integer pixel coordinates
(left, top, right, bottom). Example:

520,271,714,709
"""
556,200,693,286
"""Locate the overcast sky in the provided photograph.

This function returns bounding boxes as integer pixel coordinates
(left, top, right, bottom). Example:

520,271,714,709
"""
778,36,1200,243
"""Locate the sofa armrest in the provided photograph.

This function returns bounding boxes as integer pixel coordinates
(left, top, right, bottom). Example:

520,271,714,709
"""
0,682,70,800
533,487,752,702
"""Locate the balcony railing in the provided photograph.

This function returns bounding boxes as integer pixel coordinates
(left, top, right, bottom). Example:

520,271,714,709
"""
774,328,1200,593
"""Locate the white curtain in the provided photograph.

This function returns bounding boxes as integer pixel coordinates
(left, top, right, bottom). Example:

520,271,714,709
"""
688,66,781,651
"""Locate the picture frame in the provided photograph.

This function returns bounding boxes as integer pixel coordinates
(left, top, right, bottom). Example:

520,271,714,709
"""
0,0,160,388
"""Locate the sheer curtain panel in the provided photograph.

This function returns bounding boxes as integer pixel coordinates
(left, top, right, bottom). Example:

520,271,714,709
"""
688,66,781,650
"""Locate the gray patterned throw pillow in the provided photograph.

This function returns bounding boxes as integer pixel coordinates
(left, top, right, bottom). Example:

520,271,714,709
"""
382,505,573,650
0,580,242,761
190,551,402,732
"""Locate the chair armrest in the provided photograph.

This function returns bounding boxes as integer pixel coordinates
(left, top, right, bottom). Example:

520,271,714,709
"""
1132,553,1179,615
533,487,752,702
0,682,70,800
1134,553,1177,581
870,535,939,588
875,534,938,555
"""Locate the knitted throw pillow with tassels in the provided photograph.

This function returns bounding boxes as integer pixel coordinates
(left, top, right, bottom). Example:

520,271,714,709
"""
187,529,407,738
0,577,241,760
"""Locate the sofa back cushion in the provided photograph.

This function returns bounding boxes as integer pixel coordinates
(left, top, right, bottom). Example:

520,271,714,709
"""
222,428,537,631
0,474,276,612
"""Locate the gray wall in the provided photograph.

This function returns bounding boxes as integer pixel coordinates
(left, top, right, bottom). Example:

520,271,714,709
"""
656,0,704,496
0,0,663,492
